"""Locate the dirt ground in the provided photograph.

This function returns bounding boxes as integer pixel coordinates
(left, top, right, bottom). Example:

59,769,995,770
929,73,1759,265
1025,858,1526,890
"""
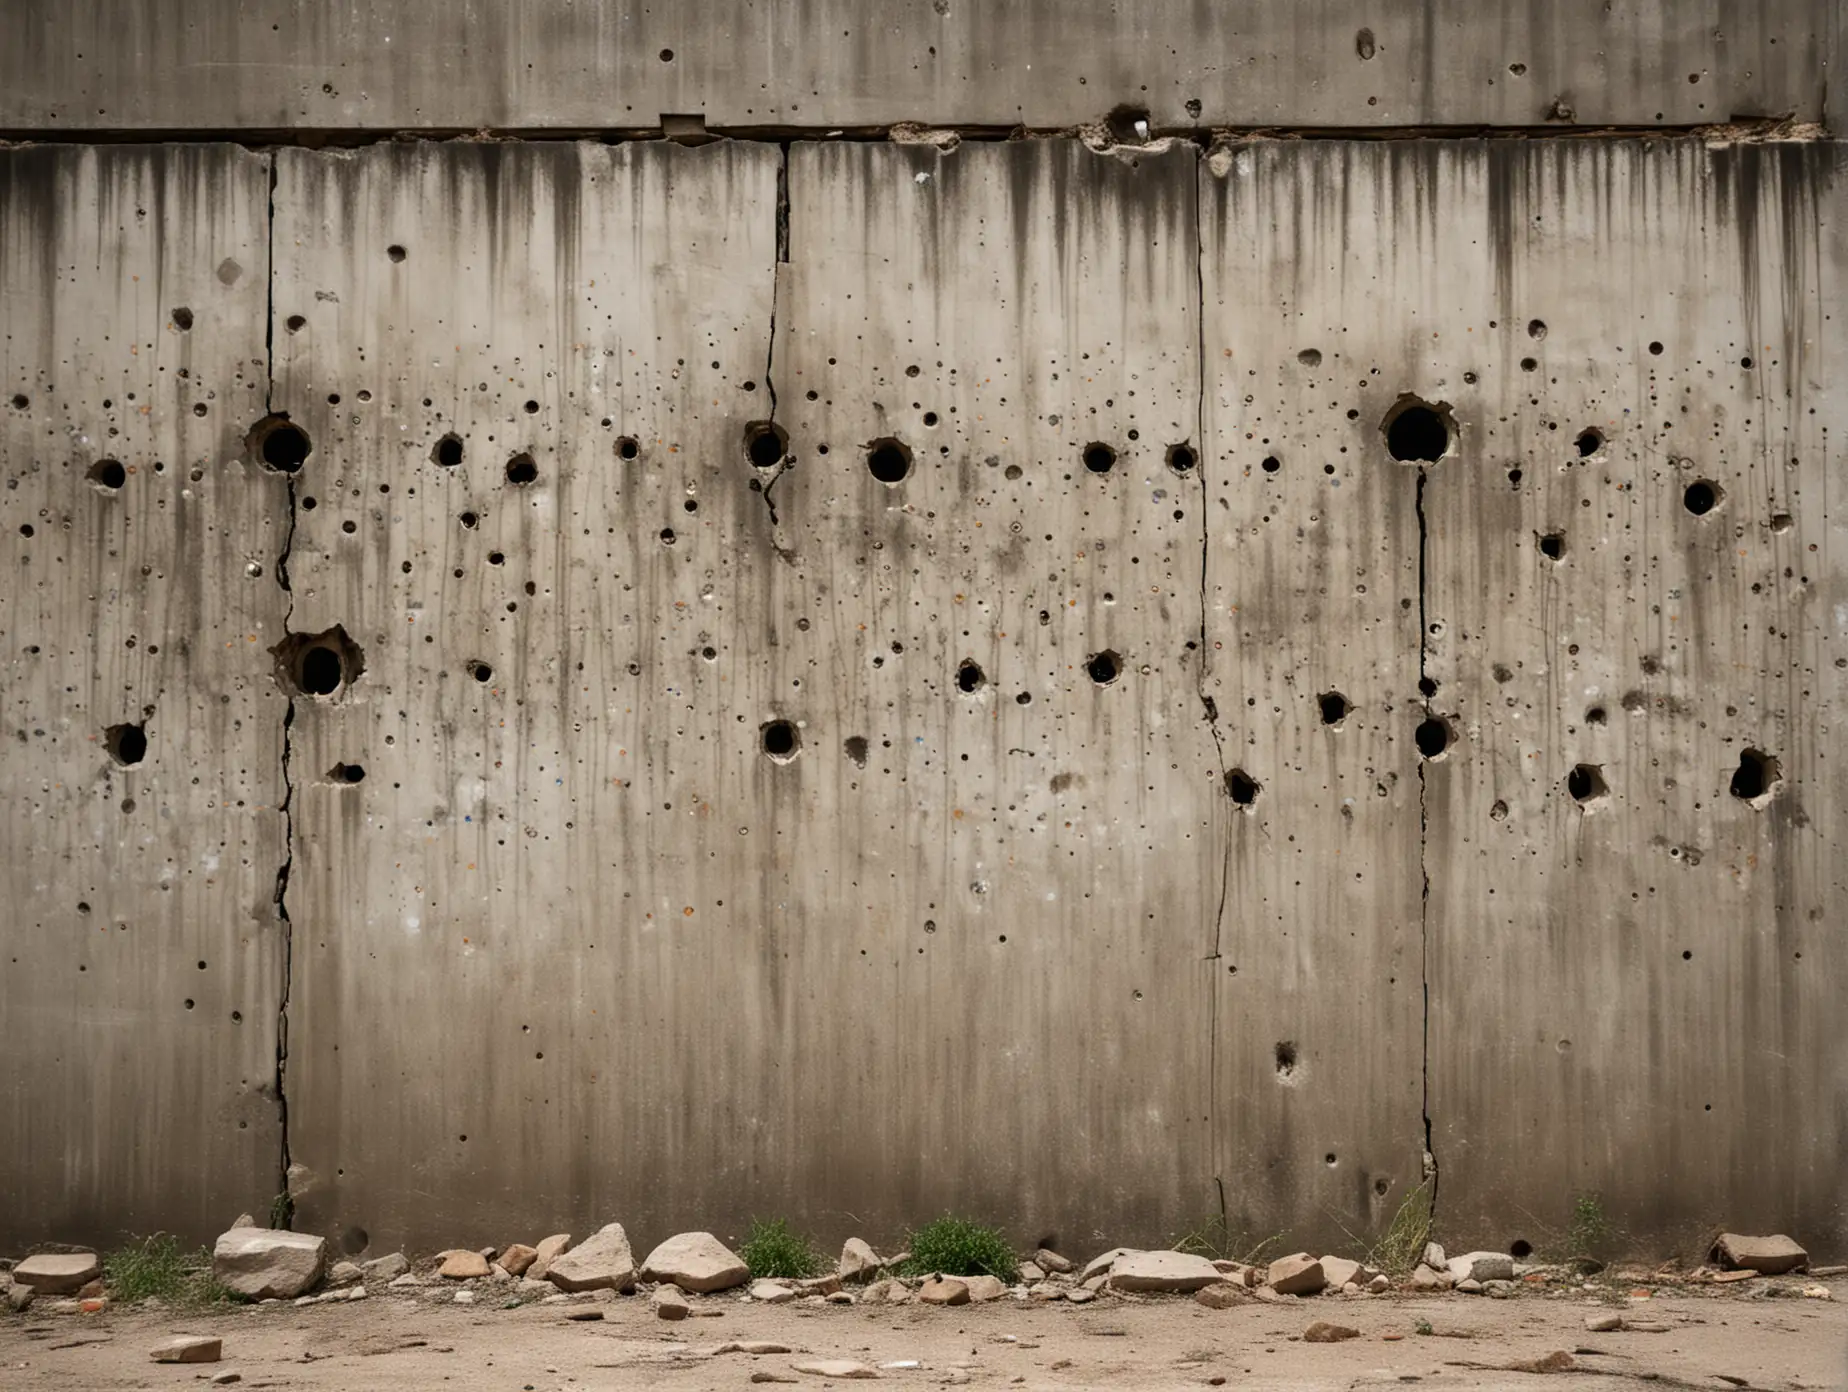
3,1284,1844,1392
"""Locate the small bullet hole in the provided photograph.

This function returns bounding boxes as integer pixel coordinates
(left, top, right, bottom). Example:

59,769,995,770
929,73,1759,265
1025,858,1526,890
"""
1509,1239,1533,1260
18,524,32,536
1415,716,1452,759
1729,747,1779,803
1508,468,1523,487
488,551,505,565
171,307,193,331
459,511,478,528
617,436,640,460
1016,691,1032,705
9,394,26,410
1520,356,1538,372
1769,512,1793,533
467,660,493,684
922,410,939,427
1225,768,1261,805
1375,1178,1391,1196
1086,650,1120,685
1274,1040,1298,1077
274,626,364,697
1261,455,1281,474
105,722,148,766
1383,399,1452,462
1418,676,1437,698
330,762,365,784
1490,799,1509,821
762,719,799,761
659,47,674,61
184,999,195,1010
505,452,538,485
286,314,306,333
745,420,787,469
341,519,357,534
521,399,539,414
1682,950,1692,961
1527,319,1547,340
1684,480,1721,515
88,458,126,491
1298,348,1323,366
1575,429,1602,457
1082,442,1117,474
1004,463,1023,481
867,437,912,483
1318,691,1350,725
1740,355,1754,369
1166,442,1197,474
387,244,406,262
701,645,717,661
432,434,464,467
659,527,676,545
1566,763,1608,803
247,415,312,474
1586,706,1607,725
1538,531,1566,561
956,659,987,694
1325,1153,1338,1166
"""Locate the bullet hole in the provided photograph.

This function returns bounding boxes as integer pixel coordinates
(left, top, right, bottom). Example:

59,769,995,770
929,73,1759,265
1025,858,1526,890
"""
467,660,493,684
432,433,464,467
1586,705,1607,725
1225,768,1261,805
1325,1153,1338,1166
1298,348,1323,367
1318,691,1350,726
1166,442,1197,474
1647,340,1663,355
105,722,147,766
1082,442,1117,475
921,410,939,428
286,314,306,333
246,414,311,474
501,452,539,485
1740,355,1753,369
1274,1040,1298,1078
1489,799,1508,821
341,1226,369,1256
171,307,194,331
616,436,640,461
745,420,787,469
1418,675,1437,698
844,735,868,767
329,761,365,784
762,719,799,761
1104,104,1151,144
185,999,195,1010
1382,397,1453,463
1355,28,1375,59
1415,716,1453,759
1520,356,1538,372
1565,763,1608,803
273,626,364,698
9,394,26,410
459,510,478,529
956,659,987,694
1085,650,1120,686
1769,512,1793,533
1575,428,1602,457
659,47,674,61
1683,480,1721,515
488,551,505,565
1260,454,1281,474
522,399,539,414
387,244,406,263
87,458,126,491
1508,468,1523,487
1729,748,1779,804
1538,531,1566,561
1016,691,1032,705
1527,319,1547,340
1509,1238,1533,1260
867,437,912,483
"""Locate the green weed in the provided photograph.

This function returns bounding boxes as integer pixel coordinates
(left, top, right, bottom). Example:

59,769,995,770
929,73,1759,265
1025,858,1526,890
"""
737,1217,826,1281
897,1216,1019,1283
103,1234,235,1308
1367,1179,1434,1276
1170,1215,1284,1267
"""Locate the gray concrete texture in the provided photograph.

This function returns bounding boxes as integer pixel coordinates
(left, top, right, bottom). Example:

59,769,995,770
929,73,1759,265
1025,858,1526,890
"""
1,133,1844,1261
0,1,1837,134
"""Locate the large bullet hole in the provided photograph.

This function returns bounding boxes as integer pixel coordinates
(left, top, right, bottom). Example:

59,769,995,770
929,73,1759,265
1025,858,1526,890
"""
1575,428,1603,457
105,722,147,766
745,420,787,469
505,453,538,485
1274,1041,1298,1079
285,314,307,333
272,626,365,698
1509,1239,1533,1260
1166,442,1197,474
246,415,312,474
432,434,464,468
1082,442,1117,474
867,437,912,483
1684,480,1721,515
328,761,366,784
762,719,799,762
1105,104,1151,144
467,660,494,684
1261,455,1281,474
1729,748,1779,804
1225,768,1261,805
616,436,640,461
956,659,987,694
1565,763,1608,804
1086,650,1121,685
88,458,126,491
1527,319,1548,340
843,735,869,767
1538,531,1566,561
1318,691,1350,726
1415,716,1453,759
171,307,194,331
1382,397,1453,463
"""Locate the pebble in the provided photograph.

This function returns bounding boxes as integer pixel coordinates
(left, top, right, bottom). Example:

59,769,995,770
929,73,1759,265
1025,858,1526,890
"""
565,1308,604,1321
653,1287,691,1321
1303,1321,1361,1343
750,1280,797,1304
1585,1313,1623,1332
792,1359,878,1379
149,1335,221,1363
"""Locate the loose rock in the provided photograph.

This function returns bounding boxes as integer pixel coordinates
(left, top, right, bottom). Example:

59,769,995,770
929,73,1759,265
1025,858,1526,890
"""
918,1276,970,1306
1080,1248,1135,1283
652,1286,690,1320
149,1335,222,1363
1108,1251,1223,1294
498,1243,537,1277
1447,1251,1515,1284
1410,1264,1453,1291
1019,1261,1045,1283
1712,1233,1808,1276
362,1252,409,1283
12,1254,100,1296
1320,1256,1361,1289
438,1250,490,1280
1456,1278,1484,1294
792,1359,879,1379
528,1233,573,1281
797,1273,843,1297
546,1223,635,1293
1036,1248,1073,1274
1267,1253,1327,1296
1303,1321,1360,1343
750,1280,797,1304
213,1229,326,1300
1584,1313,1623,1332
640,1232,749,1293
1064,1287,1096,1304
961,1274,1006,1302
838,1238,884,1282
565,1307,604,1321
325,1260,362,1288
1194,1282,1244,1309
1422,1242,1446,1269
7,1285,34,1313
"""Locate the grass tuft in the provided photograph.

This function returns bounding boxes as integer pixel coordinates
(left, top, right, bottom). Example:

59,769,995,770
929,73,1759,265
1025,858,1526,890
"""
1367,1179,1434,1276
738,1217,826,1281
897,1216,1019,1283
103,1234,236,1308
1170,1215,1284,1267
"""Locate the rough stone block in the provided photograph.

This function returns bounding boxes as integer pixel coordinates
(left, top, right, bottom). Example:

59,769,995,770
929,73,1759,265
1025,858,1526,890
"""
150,1336,222,1363
212,1229,326,1300
1266,1253,1326,1296
1107,1251,1223,1293
640,1232,749,1293
545,1223,635,1293
1712,1234,1808,1276
12,1254,100,1295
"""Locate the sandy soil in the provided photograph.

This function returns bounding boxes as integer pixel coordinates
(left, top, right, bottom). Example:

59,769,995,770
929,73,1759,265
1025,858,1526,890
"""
3,1283,1844,1391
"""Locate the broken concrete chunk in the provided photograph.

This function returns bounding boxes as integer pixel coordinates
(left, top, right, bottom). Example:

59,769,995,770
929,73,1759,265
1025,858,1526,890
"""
653,1286,690,1320
1456,1278,1484,1294
1107,1251,1223,1293
1028,1281,1064,1301
1447,1251,1515,1284
750,1279,797,1303
1410,1263,1453,1291
1712,1233,1808,1276
1584,1312,1623,1332
149,1335,222,1363
12,1254,100,1295
497,1243,537,1277
1080,1247,1136,1283
1064,1287,1096,1304
361,1252,408,1283
797,1272,843,1297
1036,1248,1074,1274
792,1360,879,1379
545,1223,635,1293
918,1275,970,1305
6,1285,33,1313
1266,1253,1326,1296
960,1274,1006,1302
1303,1321,1360,1343
326,1260,362,1287
438,1250,490,1280
1366,1274,1390,1293
1319,1256,1361,1289
213,1229,326,1300
1422,1242,1446,1269
528,1233,572,1281
838,1237,883,1282
1019,1261,1045,1283
640,1232,749,1293
1194,1281,1244,1309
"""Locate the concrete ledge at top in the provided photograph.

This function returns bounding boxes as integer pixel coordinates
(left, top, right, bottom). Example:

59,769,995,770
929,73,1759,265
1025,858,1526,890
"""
0,0,1829,133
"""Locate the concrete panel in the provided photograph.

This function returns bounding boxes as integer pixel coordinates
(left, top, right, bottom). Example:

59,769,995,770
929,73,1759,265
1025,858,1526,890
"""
0,144,284,1248
0,1,1830,135
1198,146,1431,1253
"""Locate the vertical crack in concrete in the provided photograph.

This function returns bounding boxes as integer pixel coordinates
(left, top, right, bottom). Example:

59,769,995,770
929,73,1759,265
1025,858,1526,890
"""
754,143,791,528
1414,467,1439,1214
264,152,298,1224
